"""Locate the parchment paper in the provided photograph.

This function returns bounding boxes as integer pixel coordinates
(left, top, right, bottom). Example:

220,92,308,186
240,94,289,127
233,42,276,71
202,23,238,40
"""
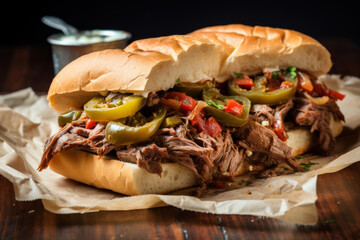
1,75,360,225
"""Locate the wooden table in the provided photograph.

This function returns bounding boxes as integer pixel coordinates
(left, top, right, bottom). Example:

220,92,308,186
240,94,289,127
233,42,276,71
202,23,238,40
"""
1,39,360,239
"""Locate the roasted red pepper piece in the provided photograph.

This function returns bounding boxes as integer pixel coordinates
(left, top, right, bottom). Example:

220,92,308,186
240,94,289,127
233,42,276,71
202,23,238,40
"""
191,112,222,138
313,82,345,101
273,116,287,141
224,99,243,116
190,110,206,126
328,89,345,101
85,120,97,129
233,74,254,90
164,92,197,114
205,117,223,138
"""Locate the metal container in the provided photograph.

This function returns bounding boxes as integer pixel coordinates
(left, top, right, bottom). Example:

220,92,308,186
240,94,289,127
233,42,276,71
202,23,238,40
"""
47,29,131,74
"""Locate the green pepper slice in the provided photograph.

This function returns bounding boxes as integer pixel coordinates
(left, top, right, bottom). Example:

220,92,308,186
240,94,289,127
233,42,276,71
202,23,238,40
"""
84,95,146,121
228,74,298,105
58,110,82,127
105,106,166,145
161,115,182,128
173,81,213,98
202,88,250,127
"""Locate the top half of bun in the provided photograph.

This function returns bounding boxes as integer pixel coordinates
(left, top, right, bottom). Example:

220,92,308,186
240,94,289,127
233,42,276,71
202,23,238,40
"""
47,24,332,113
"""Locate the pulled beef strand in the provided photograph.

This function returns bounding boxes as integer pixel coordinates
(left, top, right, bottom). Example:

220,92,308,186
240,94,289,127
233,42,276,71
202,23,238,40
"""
249,104,275,125
38,119,87,171
135,143,169,175
146,92,160,107
274,98,294,126
39,117,248,182
292,96,344,154
157,126,224,181
39,92,345,183
235,121,292,160
235,121,302,171
248,95,344,155
38,114,302,181
38,120,113,171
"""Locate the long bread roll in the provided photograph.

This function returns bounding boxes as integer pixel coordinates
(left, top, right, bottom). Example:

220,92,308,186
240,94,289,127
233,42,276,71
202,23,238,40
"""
48,24,331,113
42,24,343,195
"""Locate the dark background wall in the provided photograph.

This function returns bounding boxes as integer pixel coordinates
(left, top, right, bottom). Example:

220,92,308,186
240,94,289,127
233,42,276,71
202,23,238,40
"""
1,0,359,46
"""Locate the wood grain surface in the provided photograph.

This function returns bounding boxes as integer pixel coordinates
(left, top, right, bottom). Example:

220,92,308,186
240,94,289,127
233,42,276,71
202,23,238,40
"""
1,39,360,239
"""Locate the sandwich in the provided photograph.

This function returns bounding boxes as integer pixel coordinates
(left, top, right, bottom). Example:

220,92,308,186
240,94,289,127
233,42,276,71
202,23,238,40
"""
38,24,345,195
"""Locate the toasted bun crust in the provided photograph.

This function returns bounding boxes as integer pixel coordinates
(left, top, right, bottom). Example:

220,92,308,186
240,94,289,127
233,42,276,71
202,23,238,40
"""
49,149,198,195
48,118,343,195
47,24,332,113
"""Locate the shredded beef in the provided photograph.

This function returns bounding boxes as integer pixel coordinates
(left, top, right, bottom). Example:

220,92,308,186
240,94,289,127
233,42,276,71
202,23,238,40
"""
163,134,214,167
249,99,294,128
235,121,302,171
236,121,292,159
158,127,217,181
38,119,87,170
39,92,344,184
146,92,160,107
292,96,344,154
257,169,278,179
38,120,115,171
135,143,169,175
39,117,296,181
69,127,91,138
248,95,344,156
249,104,275,125
154,126,245,181
274,98,294,124
214,130,244,176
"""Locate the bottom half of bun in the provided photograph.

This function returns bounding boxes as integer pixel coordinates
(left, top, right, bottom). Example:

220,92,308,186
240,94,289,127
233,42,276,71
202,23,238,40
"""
48,117,343,196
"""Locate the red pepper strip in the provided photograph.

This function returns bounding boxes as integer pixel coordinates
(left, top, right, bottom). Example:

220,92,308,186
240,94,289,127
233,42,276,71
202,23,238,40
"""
192,113,206,129
313,82,326,96
181,97,197,113
224,99,243,116
205,117,223,138
313,82,345,101
273,112,287,141
164,92,197,114
86,120,97,129
191,112,222,138
190,110,206,126
233,76,254,90
328,89,345,101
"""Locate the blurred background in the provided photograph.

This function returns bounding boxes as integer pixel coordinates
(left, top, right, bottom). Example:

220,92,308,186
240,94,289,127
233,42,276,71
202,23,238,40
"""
0,0,359,92
2,0,358,46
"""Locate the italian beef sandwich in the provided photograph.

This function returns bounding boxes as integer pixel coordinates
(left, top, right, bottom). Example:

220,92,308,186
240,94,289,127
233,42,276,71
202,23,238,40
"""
38,24,345,195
